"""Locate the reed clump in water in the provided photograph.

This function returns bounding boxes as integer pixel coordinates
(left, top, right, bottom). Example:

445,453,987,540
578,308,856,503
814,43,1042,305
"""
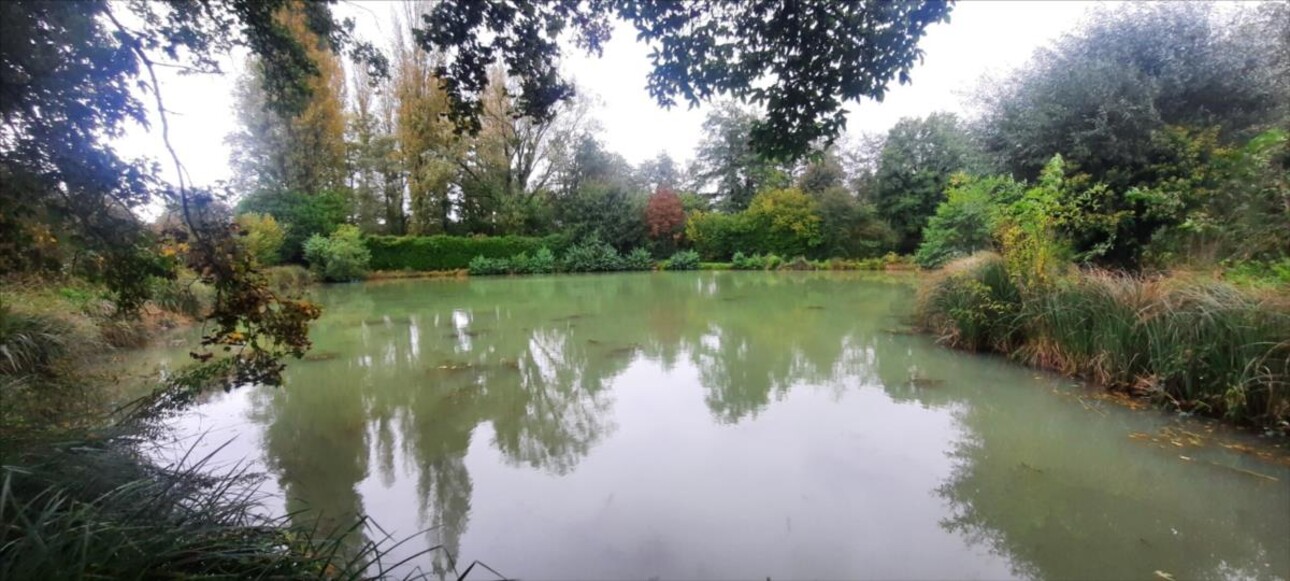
917,253,1290,428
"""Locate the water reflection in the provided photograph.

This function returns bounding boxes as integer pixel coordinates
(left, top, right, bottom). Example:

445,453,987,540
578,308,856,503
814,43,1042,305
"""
148,272,1288,580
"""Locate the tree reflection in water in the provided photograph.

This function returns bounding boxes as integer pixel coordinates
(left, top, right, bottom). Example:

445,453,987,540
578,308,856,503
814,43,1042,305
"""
237,272,1288,579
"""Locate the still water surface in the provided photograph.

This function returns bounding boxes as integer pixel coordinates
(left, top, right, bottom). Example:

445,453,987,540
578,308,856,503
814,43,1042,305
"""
136,272,1290,580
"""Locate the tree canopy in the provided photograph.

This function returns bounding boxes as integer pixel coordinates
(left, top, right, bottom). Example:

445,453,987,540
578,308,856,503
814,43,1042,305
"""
415,0,953,160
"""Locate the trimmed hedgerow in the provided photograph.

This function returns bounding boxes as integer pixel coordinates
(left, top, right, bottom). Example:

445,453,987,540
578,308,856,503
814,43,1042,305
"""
365,234,568,271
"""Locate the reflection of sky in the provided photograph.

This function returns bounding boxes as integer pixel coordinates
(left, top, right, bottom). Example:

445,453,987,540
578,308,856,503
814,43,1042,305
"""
137,274,1290,580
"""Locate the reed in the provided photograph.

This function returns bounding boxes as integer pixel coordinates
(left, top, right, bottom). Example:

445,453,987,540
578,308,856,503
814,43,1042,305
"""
916,254,1290,428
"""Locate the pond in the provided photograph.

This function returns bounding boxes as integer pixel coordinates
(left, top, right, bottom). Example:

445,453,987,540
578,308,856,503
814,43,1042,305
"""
135,272,1290,580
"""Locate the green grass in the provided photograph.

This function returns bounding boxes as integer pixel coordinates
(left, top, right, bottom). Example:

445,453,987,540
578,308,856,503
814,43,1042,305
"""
917,254,1290,429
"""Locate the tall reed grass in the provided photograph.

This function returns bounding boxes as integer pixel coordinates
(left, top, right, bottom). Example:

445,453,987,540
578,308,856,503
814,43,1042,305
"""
917,253,1290,428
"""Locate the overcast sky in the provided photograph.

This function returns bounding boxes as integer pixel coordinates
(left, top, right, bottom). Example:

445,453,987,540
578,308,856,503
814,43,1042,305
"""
119,1,1107,188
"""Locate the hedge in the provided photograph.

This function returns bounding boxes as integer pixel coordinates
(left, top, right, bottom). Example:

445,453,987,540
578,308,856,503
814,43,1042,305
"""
365,234,568,271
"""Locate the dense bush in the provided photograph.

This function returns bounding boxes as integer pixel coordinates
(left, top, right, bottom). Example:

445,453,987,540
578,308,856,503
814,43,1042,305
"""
665,250,701,271
915,175,1023,269
623,248,655,271
237,190,348,262
234,213,286,266
365,234,565,271
303,225,370,282
468,256,511,276
560,239,624,272
0,304,69,377
686,211,748,261
512,247,557,274
917,254,1290,428
148,272,214,319
262,265,313,295
742,188,822,258
731,251,777,270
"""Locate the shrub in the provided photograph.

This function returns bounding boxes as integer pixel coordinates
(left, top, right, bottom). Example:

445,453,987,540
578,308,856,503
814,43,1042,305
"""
916,254,1024,352
743,188,823,258
916,254,1290,427
665,250,700,271
779,256,814,271
468,256,511,276
915,174,1022,269
0,305,69,377
623,248,655,271
561,239,624,272
263,265,313,295
685,211,748,261
303,225,370,282
527,247,556,274
365,234,565,271
731,251,761,270
148,272,214,318
234,213,286,266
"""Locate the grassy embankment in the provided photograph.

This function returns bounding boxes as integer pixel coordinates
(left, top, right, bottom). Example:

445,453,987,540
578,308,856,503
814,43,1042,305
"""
916,253,1290,431
0,267,447,579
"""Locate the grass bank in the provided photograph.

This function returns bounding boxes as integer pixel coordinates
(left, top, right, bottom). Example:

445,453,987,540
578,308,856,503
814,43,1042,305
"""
916,254,1290,431
0,268,460,579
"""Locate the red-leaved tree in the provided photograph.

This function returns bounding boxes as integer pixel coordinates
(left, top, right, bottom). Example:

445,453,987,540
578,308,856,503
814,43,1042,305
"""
645,187,687,248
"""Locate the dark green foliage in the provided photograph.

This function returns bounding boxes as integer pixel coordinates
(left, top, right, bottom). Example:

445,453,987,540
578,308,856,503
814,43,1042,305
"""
731,252,777,271
623,248,655,271
809,185,896,259
692,104,793,211
0,305,68,378
872,113,984,252
468,256,511,276
365,234,566,271
560,239,625,273
303,225,370,282
917,255,1024,352
979,3,1284,186
975,3,1287,269
237,190,349,262
915,174,1024,269
417,0,952,159
664,250,701,271
685,212,750,261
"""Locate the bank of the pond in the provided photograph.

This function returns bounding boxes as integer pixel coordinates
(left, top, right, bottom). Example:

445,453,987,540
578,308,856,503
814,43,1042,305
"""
915,254,1290,432
0,272,435,579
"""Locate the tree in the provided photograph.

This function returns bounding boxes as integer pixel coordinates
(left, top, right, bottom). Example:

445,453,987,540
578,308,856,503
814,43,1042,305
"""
235,213,287,265
977,3,1287,268
391,2,458,235
456,68,591,235
692,103,790,212
637,152,682,192
227,4,350,198
645,187,687,254
415,0,952,160
551,135,645,250
0,0,386,382
743,188,822,258
978,3,1284,186
871,113,982,252
914,174,1023,268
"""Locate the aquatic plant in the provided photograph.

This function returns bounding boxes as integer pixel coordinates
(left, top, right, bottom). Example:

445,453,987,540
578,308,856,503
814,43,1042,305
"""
917,254,1290,427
